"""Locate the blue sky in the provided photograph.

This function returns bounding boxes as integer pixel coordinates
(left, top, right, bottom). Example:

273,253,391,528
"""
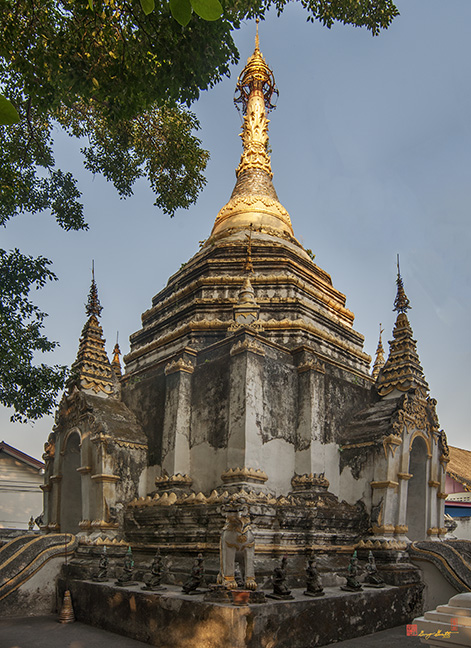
2,0,471,459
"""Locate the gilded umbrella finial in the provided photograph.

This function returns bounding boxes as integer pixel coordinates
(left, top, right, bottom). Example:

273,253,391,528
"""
393,254,411,313
234,20,278,116
234,20,278,179
86,260,103,318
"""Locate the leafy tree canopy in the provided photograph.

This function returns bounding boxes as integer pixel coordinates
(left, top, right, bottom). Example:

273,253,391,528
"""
0,0,399,222
0,0,398,421
0,249,68,422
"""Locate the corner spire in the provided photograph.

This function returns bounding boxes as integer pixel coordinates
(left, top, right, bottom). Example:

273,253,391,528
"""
111,333,122,378
209,20,294,245
68,268,114,396
376,260,428,397
371,323,385,381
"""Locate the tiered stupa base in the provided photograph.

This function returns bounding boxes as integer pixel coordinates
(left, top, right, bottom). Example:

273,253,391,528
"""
122,486,369,584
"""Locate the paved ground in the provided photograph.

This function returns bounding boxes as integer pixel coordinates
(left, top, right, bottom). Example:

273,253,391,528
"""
0,615,424,648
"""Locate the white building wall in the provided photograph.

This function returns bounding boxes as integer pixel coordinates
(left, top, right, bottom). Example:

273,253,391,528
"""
0,454,44,529
451,516,471,541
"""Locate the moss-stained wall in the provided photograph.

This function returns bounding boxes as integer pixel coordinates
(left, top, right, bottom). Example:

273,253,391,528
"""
323,371,374,445
122,369,166,466
191,356,229,450
261,355,297,445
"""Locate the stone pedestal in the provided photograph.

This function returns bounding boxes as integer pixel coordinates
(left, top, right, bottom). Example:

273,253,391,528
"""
60,578,423,648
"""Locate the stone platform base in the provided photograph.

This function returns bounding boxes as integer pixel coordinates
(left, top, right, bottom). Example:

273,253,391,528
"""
59,579,423,648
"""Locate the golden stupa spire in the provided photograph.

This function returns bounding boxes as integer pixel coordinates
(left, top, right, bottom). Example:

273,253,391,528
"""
68,266,114,396
209,21,295,244
234,18,278,179
371,323,385,381
376,259,428,397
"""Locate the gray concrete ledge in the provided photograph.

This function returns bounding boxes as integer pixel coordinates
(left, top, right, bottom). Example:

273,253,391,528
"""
0,615,423,648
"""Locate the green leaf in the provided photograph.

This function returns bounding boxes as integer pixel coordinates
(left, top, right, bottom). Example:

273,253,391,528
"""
170,0,192,26
190,0,222,21
140,0,155,15
0,95,20,126
87,0,93,9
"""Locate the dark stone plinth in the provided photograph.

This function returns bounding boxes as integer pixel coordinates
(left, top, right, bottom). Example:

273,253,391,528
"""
267,593,295,600
303,590,325,597
59,579,424,648
186,589,206,595
203,586,232,603
204,587,266,605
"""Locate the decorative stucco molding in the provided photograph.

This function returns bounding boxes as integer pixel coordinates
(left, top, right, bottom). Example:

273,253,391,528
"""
291,472,330,490
297,360,325,375
155,473,193,488
90,474,120,483
371,481,399,490
164,358,195,375
230,339,265,357
221,467,268,484
382,434,402,458
76,466,92,475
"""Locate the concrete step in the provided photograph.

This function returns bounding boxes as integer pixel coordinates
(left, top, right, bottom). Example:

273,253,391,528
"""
436,605,471,617
424,611,471,625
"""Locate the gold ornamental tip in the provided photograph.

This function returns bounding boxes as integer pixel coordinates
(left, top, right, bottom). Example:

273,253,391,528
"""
234,19,278,115
394,255,411,313
112,340,122,376
371,323,385,381
86,261,103,318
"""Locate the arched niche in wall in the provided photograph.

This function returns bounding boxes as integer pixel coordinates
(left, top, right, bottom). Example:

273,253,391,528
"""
406,435,429,541
59,429,82,534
